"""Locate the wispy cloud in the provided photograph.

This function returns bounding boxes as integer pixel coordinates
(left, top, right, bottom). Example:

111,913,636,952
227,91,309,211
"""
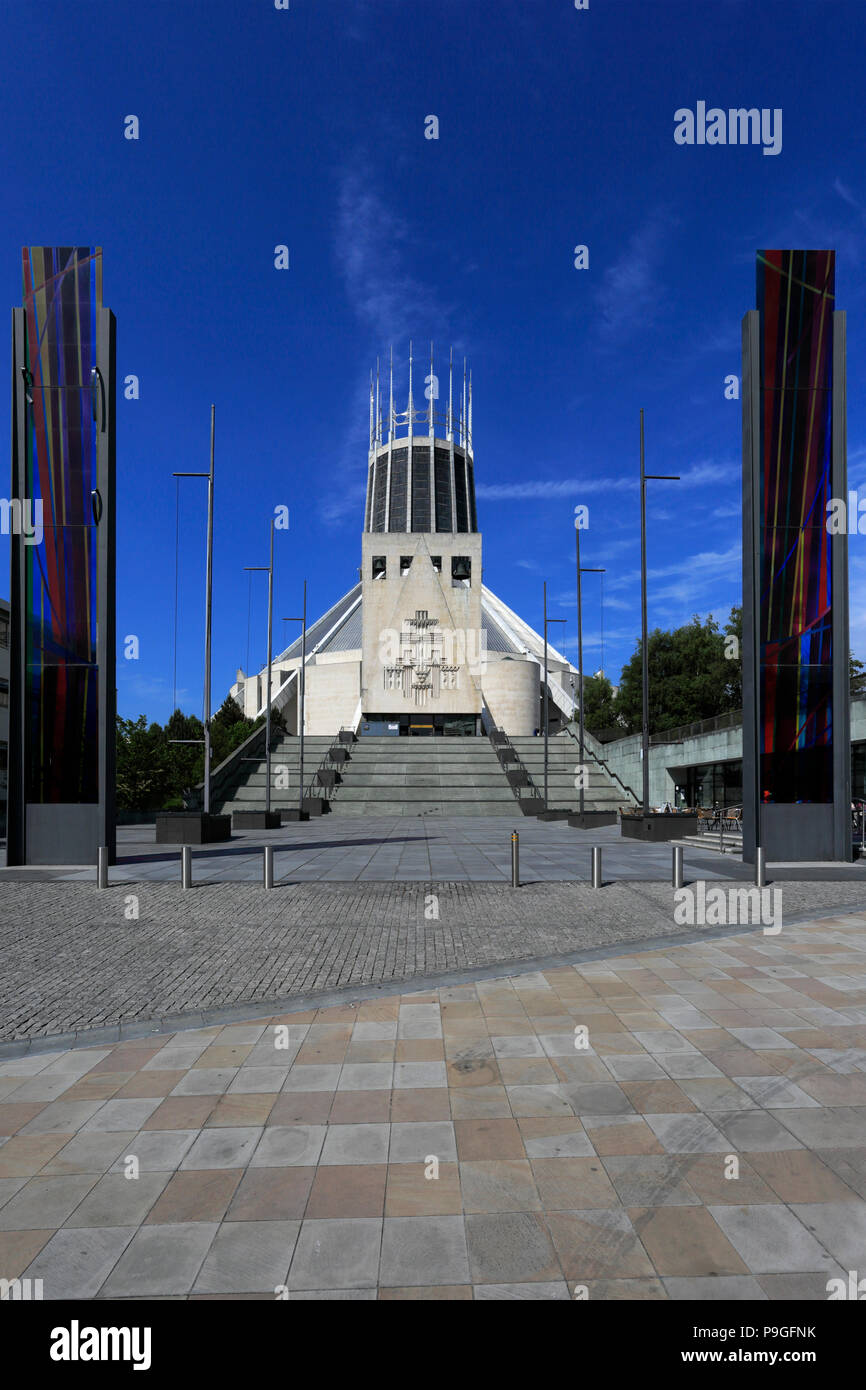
477,457,737,503
321,164,457,526
335,166,453,342
595,209,674,343
476,476,633,501
833,178,866,220
649,542,742,582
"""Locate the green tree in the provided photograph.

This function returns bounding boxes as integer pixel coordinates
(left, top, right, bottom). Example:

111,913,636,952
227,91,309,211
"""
615,615,740,736
115,716,173,811
723,605,742,708
164,707,205,803
580,674,618,736
116,699,279,812
211,696,263,767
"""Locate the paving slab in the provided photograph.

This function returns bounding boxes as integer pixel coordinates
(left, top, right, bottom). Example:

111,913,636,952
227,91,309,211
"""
3,907,864,1300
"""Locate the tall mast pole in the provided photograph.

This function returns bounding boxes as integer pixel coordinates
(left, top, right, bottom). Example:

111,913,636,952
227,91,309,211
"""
637,409,680,816
265,518,274,815
543,581,549,809
298,580,307,818
575,516,605,819
389,346,394,443
577,523,584,817
468,369,473,450
640,408,649,815
203,405,215,815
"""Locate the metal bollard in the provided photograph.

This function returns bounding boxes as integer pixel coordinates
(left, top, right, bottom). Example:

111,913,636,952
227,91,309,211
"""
181,845,192,890
264,845,274,890
755,846,766,889
591,846,602,889
97,845,108,890
511,831,519,888
672,844,684,890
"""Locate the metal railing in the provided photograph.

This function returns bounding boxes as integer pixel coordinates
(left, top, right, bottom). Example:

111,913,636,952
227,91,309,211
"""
561,721,639,807
487,725,542,806
649,710,742,746
303,727,355,808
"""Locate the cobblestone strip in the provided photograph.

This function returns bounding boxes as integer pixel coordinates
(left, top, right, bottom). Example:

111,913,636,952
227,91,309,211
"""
1,879,866,1042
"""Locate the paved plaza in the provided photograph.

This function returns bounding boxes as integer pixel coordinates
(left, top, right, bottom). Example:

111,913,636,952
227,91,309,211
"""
7,817,866,885
2,909,866,1299
5,873,866,1045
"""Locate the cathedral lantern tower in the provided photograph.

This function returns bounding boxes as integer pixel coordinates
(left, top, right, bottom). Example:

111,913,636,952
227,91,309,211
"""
360,344,484,735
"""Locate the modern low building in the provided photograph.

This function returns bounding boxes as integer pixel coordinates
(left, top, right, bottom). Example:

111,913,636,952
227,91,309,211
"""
228,350,580,739
592,698,866,812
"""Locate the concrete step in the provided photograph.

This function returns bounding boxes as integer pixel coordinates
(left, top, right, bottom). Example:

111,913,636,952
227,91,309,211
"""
323,806,514,811
333,786,515,803
673,834,743,855
216,734,622,818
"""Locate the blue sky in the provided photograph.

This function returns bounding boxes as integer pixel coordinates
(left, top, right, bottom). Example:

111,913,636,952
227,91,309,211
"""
2,0,866,722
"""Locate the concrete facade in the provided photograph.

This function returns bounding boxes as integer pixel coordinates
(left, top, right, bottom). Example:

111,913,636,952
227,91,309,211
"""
482,655,540,736
601,725,743,809
597,697,866,811
305,658,361,736
361,531,483,723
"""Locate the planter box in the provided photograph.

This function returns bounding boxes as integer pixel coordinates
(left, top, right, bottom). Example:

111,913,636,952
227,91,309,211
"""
338,730,355,745
155,813,231,845
538,809,572,822
231,811,282,830
567,811,617,829
317,769,337,788
497,748,517,764
621,813,698,842
328,748,350,764
282,808,310,822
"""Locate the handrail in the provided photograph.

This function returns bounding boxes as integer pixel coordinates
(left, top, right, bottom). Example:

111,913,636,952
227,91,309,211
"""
648,709,742,746
194,719,268,811
561,721,639,806
487,724,541,804
304,730,353,806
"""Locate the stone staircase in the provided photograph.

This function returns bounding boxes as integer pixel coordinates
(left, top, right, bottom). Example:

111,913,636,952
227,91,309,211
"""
326,736,518,816
213,736,334,816
213,731,629,821
672,830,744,856
510,735,626,813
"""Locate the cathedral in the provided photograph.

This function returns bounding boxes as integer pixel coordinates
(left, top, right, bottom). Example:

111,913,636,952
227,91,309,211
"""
228,348,579,738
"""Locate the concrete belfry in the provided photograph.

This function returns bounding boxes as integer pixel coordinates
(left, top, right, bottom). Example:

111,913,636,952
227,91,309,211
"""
361,345,483,733
364,344,477,535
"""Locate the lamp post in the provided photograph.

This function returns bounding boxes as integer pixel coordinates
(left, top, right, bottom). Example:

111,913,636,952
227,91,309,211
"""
542,581,567,810
639,408,679,815
284,580,307,818
243,518,276,814
172,405,216,814
575,514,605,817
